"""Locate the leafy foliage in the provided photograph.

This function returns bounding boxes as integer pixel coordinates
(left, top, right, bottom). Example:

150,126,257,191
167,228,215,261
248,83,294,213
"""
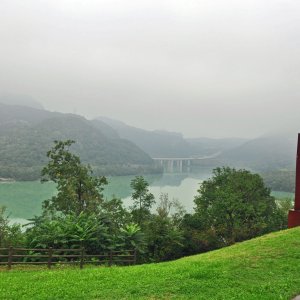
41,140,107,215
0,206,24,248
130,176,155,226
262,170,295,192
120,223,146,253
194,167,286,245
26,212,111,252
145,194,185,262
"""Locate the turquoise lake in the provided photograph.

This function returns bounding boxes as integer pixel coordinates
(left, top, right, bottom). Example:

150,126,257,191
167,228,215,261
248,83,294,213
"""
0,169,294,225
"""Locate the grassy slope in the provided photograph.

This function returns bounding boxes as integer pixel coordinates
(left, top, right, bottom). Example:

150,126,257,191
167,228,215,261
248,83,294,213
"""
1,228,300,300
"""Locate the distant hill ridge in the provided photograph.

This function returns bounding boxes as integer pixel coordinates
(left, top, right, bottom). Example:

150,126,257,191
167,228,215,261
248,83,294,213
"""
96,116,247,158
97,116,300,173
1,101,298,180
0,104,156,180
219,133,297,171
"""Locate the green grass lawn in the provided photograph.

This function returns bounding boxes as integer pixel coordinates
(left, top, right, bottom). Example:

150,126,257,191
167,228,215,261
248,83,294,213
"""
1,228,300,299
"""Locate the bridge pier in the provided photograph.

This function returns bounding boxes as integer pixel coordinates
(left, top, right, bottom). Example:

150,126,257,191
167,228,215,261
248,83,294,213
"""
187,159,191,172
178,160,183,172
153,158,190,173
153,154,220,173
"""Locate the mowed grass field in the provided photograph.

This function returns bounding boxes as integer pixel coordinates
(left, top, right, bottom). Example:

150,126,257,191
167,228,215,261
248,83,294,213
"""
1,228,300,299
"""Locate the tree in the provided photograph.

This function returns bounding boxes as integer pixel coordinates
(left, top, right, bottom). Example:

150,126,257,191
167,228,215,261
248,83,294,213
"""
0,206,24,248
130,176,155,226
41,140,107,215
144,193,184,262
0,206,9,247
194,167,283,245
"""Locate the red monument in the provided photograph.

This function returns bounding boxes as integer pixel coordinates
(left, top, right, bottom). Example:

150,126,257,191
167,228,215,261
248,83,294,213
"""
288,133,300,228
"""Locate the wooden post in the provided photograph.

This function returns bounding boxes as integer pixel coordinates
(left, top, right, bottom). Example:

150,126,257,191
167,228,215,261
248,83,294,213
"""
7,246,13,270
109,250,113,267
80,248,84,269
48,247,53,269
133,249,137,265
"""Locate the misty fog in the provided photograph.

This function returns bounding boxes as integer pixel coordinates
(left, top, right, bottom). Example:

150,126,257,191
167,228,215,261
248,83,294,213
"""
0,0,299,138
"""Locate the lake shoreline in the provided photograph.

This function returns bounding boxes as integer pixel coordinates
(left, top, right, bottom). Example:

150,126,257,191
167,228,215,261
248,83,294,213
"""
2,171,294,224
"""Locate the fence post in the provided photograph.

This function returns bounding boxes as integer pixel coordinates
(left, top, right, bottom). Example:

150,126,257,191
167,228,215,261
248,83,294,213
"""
109,250,113,267
7,246,13,270
80,248,84,269
48,247,53,269
133,249,137,265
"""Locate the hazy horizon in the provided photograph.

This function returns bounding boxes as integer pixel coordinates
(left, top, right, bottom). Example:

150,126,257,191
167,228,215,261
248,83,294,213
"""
1,0,299,138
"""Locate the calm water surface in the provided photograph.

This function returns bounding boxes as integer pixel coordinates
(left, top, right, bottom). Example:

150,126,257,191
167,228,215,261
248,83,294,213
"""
0,169,294,225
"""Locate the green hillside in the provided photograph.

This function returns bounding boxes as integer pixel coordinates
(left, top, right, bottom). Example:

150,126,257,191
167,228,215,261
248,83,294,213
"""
0,103,157,180
97,116,193,158
1,228,300,299
97,116,247,158
220,134,297,172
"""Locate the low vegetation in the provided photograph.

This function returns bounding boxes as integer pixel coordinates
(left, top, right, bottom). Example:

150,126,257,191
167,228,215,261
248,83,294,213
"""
0,140,294,300
1,228,300,299
1,140,290,264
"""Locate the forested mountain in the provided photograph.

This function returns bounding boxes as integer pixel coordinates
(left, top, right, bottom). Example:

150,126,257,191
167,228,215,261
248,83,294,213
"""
187,137,248,157
0,103,156,180
97,117,191,157
1,102,297,181
97,116,246,158
220,132,297,171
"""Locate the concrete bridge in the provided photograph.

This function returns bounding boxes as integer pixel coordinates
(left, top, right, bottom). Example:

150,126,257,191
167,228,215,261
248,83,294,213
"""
152,153,221,173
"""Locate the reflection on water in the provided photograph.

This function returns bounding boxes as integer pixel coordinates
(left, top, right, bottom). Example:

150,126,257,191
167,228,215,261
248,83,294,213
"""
116,169,213,212
104,168,213,200
1,168,214,224
1,167,294,225
122,177,203,212
9,218,30,226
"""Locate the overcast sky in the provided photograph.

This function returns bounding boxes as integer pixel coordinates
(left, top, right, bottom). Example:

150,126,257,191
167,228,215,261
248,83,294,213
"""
0,0,299,138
